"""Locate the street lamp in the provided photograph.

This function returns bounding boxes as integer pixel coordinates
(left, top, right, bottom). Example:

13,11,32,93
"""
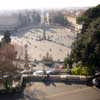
24,44,29,70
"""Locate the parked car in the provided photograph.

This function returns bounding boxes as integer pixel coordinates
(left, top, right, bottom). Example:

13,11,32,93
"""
30,62,37,67
20,70,33,74
46,69,60,75
46,69,55,75
33,68,60,76
33,70,44,76
92,72,100,87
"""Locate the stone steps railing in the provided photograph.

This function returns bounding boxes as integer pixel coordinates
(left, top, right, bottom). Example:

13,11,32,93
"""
21,74,92,85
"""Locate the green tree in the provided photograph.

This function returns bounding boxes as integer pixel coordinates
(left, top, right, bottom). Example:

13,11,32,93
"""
77,5,100,34
70,5,100,73
64,57,73,67
1,31,11,47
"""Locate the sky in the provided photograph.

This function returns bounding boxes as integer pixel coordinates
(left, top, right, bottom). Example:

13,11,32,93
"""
0,0,99,10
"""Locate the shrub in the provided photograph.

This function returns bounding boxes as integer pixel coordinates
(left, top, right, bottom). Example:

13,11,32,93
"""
71,65,93,76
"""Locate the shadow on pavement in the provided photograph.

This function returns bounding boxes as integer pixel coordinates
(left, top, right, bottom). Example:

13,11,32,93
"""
0,88,47,100
0,91,24,100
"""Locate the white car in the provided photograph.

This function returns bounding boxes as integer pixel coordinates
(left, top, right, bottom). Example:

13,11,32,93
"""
46,69,57,75
33,69,57,76
33,70,44,76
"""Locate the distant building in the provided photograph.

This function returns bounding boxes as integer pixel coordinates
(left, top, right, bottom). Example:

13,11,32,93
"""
0,10,41,32
0,15,20,31
41,11,50,25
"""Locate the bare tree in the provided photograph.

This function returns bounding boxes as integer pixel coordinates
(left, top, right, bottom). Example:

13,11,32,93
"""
0,43,21,78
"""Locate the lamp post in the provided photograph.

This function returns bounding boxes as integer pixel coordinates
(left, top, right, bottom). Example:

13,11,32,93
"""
24,44,29,70
43,22,46,40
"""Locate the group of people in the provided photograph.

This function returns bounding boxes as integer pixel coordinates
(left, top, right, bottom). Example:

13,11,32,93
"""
43,72,56,87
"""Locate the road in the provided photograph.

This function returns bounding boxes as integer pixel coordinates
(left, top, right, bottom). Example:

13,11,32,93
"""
0,82,100,100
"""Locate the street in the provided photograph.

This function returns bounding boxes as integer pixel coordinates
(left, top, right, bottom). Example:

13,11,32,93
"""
25,82,100,100
0,82,100,100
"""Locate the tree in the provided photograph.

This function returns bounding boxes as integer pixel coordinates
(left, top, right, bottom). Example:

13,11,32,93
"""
0,31,11,47
70,5,100,72
64,57,73,67
0,32,20,78
0,44,19,75
76,5,100,34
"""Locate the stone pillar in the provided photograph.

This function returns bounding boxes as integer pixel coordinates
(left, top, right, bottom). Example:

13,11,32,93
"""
46,12,49,25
